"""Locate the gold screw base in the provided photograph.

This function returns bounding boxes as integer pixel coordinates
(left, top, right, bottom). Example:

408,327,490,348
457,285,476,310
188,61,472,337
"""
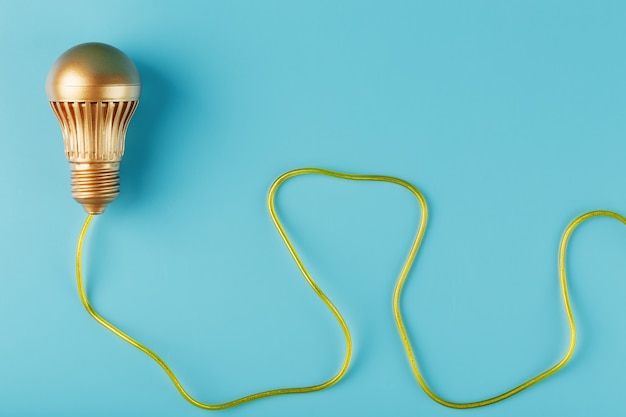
70,162,120,214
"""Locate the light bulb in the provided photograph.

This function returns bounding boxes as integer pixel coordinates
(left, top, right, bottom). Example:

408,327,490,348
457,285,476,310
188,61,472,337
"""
46,42,141,214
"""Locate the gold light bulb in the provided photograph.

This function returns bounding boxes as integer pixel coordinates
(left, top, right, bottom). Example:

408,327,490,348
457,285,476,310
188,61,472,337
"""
47,42,141,214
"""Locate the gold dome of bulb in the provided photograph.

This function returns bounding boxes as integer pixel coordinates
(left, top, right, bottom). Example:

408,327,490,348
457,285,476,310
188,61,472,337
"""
47,42,141,214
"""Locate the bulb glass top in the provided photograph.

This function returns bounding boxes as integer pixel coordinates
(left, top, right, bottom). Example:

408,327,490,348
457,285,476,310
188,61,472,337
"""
46,42,141,102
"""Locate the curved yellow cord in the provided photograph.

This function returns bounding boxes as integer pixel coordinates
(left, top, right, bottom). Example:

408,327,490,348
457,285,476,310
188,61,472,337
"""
76,167,626,409
394,209,626,408
75,168,356,410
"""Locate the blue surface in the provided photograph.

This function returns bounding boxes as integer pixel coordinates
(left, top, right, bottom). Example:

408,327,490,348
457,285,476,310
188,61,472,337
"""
1,1,626,415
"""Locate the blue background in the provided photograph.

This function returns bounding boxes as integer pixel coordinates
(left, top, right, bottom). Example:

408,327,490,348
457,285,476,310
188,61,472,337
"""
1,1,626,415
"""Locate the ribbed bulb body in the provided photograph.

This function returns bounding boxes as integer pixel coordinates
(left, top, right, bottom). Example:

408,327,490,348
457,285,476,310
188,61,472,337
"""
50,100,138,214
47,42,141,214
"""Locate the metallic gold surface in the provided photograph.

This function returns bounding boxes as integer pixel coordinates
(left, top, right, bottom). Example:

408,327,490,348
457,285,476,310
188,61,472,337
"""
70,162,120,215
46,42,140,102
47,43,140,214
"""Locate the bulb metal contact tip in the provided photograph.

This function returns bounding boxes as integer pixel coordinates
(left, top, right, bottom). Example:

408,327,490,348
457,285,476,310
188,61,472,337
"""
70,162,120,214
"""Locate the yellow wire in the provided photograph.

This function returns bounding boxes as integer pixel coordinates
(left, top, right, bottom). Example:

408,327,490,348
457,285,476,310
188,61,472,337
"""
76,167,625,409
394,208,626,408
75,168,354,410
